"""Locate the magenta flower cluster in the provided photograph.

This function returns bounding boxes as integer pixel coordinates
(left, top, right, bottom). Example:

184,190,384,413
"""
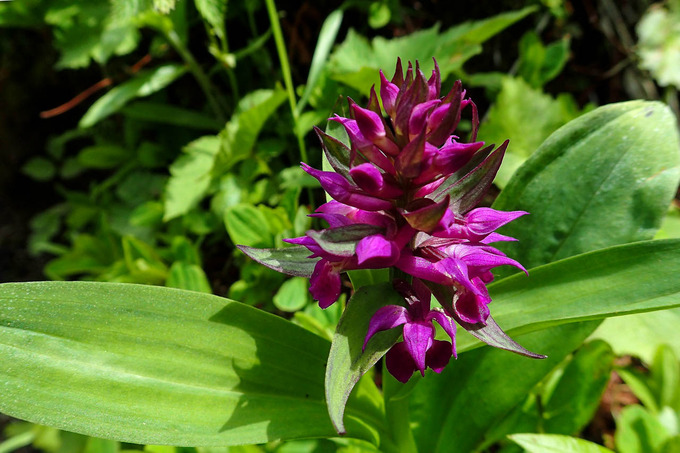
241,59,531,382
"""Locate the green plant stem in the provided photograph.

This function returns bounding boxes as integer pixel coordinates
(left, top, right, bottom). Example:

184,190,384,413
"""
165,30,226,123
263,0,308,165
382,363,419,453
0,430,35,453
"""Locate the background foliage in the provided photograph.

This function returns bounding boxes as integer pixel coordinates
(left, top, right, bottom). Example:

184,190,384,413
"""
1,0,680,452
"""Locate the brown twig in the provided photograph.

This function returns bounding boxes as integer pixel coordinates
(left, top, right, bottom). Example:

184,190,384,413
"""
39,53,153,119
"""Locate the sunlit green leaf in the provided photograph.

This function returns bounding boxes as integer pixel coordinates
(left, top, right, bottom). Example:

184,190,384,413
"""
493,100,680,277
164,135,220,221
0,282,382,446
509,433,615,453
80,64,187,128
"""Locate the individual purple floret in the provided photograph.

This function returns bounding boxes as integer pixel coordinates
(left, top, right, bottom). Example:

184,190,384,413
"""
363,279,456,383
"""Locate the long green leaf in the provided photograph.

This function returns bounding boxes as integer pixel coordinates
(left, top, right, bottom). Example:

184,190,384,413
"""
457,239,680,353
410,321,600,453
509,434,615,453
0,282,382,446
80,64,187,128
296,9,343,114
325,283,403,435
493,100,680,278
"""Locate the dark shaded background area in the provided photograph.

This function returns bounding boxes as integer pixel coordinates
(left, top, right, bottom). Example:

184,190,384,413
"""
0,0,669,284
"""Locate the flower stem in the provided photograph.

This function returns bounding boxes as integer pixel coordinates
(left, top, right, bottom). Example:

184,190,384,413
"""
165,29,226,123
382,363,419,453
263,0,309,165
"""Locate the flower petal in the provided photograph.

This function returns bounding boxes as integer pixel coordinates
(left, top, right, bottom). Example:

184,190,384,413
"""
426,310,457,357
453,277,492,324
426,340,453,373
363,304,409,350
385,342,417,383
356,234,400,267
309,260,342,308
465,208,528,238
403,321,435,376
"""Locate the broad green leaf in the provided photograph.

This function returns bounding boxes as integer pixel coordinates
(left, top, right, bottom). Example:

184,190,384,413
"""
419,239,680,452
237,245,318,278
122,101,223,130
164,135,220,221
410,321,600,453
329,7,535,93
616,405,672,453
326,283,403,434
509,434,615,453
273,277,308,312
80,64,187,128
456,239,680,353
165,262,212,293
0,282,381,446
213,89,287,175
481,77,584,188
493,100,680,278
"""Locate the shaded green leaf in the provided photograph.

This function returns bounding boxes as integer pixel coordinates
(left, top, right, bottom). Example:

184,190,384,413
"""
122,101,223,130
77,145,132,169
411,322,600,453
22,157,56,181
543,340,614,434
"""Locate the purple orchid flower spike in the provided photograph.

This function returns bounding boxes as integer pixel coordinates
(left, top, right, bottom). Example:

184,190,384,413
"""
239,57,543,383
364,279,457,383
